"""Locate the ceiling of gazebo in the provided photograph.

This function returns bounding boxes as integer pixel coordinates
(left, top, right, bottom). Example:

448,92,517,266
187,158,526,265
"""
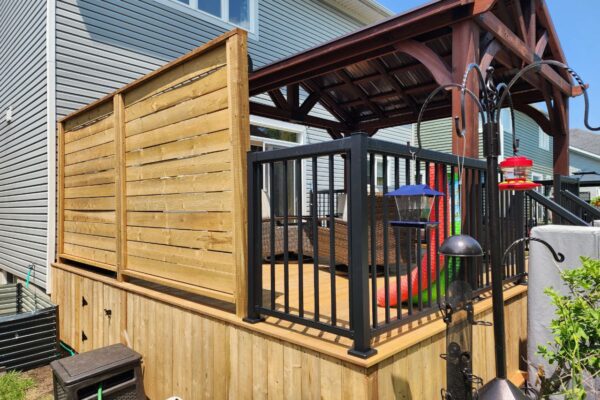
249,0,580,138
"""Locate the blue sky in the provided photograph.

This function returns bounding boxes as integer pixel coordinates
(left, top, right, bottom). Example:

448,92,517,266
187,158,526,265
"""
376,0,600,130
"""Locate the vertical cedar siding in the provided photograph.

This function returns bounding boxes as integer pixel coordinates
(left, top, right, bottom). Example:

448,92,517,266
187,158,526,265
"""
0,0,48,286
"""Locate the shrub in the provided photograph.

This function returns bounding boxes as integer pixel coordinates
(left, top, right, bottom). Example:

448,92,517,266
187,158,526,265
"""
536,257,600,399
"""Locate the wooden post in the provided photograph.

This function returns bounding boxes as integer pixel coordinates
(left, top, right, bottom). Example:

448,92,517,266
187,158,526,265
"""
226,31,250,317
451,20,480,158
114,94,126,281
57,122,65,261
552,93,570,175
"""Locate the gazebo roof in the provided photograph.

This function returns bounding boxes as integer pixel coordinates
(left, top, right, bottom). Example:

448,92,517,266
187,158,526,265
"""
249,0,579,138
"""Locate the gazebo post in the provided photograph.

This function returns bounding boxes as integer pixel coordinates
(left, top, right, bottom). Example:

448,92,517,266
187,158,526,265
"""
452,20,480,159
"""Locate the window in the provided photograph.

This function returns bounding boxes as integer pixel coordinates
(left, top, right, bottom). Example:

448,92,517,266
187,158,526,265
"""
538,127,550,151
164,0,257,33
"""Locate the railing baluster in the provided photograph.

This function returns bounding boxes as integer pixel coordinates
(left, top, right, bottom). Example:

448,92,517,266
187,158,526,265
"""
425,161,431,308
296,158,304,318
311,156,320,321
449,166,456,281
369,152,377,328
382,155,390,324
394,156,401,319
433,164,440,304
328,155,337,326
283,161,290,313
270,161,276,310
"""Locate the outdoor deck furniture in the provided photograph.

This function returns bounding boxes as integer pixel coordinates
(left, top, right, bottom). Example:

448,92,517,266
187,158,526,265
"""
261,190,314,260
315,193,410,267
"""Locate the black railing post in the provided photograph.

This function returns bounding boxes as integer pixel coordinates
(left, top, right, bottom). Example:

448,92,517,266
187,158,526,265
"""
513,191,526,280
244,153,264,323
348,133,376,358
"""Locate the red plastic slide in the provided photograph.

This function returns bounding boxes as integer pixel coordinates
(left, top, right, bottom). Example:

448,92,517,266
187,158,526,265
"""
377,165,448,307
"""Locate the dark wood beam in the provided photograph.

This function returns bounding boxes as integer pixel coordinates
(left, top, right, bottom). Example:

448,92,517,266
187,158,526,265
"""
356,102,451,131
480,39,502,79
287,84,299,111
535,31,549,57
369,59,418,113
320,53,452,92
268,89,289,111
298,92,320,116
249,0,493,95
513,103,551,134
476,11,574,96
336,69,385,118
326,128,344,139
301,81,353,124
250,102,347,132
394,40,452,86
527,0,537,49
512,0,528,44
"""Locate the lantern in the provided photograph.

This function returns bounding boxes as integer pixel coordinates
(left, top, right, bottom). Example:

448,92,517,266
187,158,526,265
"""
386,184,444,225
498,156,542,191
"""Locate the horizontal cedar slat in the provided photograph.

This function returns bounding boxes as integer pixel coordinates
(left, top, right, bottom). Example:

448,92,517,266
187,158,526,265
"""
125,87,228,137
64,128,115,154
127,241,233,272
64,221,116,238
64,197,115,211
125,67,227,122
124,46,227,106
64,232,116,252
126,150,231,182
126,130,230,166
126,191,231,212
64,183,115,198
127,226,232,252
127,211,232,231
65,170,116,188
65,142,114,166
65,117,113,143
64,210,116,224
64,157,115,177
63,243,116,266
125,109,229,151
126,171,231,196
126,256,234,294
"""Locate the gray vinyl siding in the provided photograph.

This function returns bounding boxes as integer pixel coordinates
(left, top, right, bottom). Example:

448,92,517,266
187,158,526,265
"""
56,0,410,213
0,0,48,286
55,0,368,116
570,150,600,180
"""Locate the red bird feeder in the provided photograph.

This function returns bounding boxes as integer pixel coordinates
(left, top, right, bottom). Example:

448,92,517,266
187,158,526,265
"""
498,156,541,191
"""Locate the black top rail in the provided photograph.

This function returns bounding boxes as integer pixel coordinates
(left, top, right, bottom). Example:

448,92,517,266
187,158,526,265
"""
562,190,600,222
526,190,589,226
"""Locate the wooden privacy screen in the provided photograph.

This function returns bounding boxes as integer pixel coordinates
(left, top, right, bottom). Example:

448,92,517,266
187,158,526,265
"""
58,30,249,312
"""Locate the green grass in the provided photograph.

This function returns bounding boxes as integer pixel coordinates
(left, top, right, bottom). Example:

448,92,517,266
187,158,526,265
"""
0,371,35,400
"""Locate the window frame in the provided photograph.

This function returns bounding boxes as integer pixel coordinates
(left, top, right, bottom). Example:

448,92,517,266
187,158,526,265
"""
538,127,550,151
157,0,259,38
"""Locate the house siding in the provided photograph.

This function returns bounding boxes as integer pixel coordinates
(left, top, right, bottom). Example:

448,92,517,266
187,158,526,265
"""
56,0,410,212
0,0,48,286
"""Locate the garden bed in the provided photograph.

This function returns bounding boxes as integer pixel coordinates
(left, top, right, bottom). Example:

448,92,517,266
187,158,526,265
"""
0,283,59,371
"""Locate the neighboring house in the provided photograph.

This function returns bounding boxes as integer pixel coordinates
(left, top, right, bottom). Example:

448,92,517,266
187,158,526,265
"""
417,110,554,178
569,128,600,199
0,0,411,290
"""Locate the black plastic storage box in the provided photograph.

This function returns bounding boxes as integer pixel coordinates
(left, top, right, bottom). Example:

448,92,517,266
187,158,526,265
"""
50,343,145,400
0,283,59,371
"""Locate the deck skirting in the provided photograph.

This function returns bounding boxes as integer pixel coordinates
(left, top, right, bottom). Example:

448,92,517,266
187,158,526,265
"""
52,262,527,400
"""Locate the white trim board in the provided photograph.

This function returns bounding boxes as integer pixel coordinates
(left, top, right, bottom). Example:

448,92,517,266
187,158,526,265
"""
570,146,600,161
45,0,57,293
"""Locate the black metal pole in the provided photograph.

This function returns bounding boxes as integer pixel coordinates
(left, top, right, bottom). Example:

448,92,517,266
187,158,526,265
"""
483,121,507,379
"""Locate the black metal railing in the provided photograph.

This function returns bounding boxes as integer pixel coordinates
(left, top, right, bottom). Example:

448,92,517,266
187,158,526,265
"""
246,134,527,356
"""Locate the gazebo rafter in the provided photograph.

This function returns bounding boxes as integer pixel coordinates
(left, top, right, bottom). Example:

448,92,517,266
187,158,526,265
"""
249,0,586,174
